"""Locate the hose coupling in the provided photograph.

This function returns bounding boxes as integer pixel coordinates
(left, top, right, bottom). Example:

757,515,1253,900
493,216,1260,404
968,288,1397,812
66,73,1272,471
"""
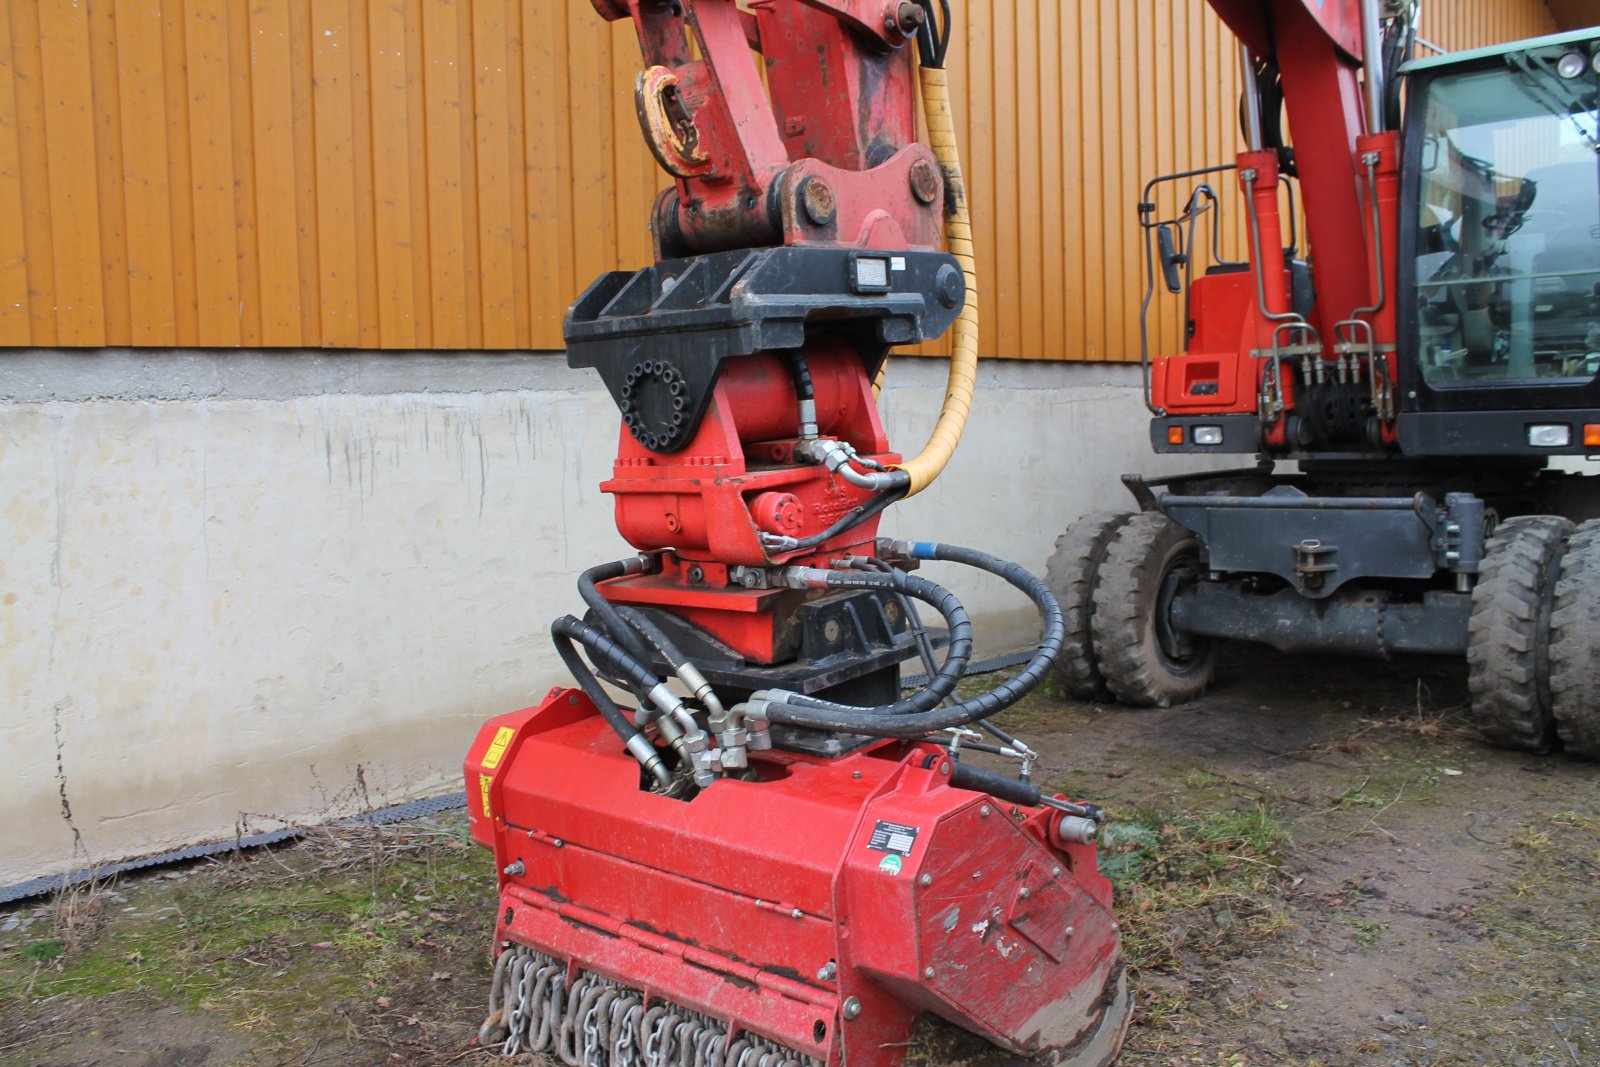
690,748,720,788
646,682,685,720
795,438,906,492
759,533,801,553
1052,815,1099,846
797,398,819,440
740,699,774,751
716,728,749,769
778,566,834,590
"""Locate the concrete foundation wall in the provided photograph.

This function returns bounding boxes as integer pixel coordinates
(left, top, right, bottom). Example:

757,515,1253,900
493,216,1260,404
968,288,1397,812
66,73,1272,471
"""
0,351,1208,885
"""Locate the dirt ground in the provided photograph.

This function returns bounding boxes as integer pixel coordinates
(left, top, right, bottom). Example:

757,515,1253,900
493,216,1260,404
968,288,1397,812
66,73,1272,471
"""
2,645,1596,1067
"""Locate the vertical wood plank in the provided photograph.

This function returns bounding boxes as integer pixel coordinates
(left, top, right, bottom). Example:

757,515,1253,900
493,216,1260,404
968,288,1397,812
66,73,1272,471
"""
226,0,262,344
1011,0,1039,359
472,0,517,347
87,0,130,344
184,0,240,344
403,0,432,346
422,0,467,347
160,0,199,344
455,0,483,347
248,0,303,345
348,0,381,347
963,0,993,356
368,0,417,347
39,0,106,343
1035,0,1062,360
503,2,530,347
311,0,358,346
523,0,572,348
287,0,322,342
113,0,176,344
566,8,615,304
0,7,35,344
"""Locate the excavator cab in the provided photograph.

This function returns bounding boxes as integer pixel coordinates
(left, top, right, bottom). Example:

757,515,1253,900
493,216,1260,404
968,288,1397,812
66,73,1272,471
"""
1399,31,1600,453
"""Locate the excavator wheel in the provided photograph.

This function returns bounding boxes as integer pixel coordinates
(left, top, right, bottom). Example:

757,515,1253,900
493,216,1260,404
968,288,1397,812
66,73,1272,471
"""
1465,515,1572,753
1550,518,1600,759
1045,511,1134,701
1091,512,1217,707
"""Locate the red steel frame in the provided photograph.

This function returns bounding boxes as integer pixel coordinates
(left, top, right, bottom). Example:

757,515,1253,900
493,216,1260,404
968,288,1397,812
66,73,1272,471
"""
1151,0,1401,444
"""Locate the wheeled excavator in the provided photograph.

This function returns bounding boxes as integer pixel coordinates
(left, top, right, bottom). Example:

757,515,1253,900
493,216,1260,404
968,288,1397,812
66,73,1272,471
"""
1053,0,1600,759
464,2,1131,1065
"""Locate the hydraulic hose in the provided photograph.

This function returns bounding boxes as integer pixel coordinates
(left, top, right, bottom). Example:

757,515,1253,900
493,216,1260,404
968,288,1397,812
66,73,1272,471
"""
874,61,978,499
616,605,728,731
773,565,976,716
578,557,656,665
755,542,1062,738
549,617,673,789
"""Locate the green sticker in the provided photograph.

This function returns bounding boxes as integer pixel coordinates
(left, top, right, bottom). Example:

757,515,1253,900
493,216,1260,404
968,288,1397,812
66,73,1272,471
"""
879,854,902,876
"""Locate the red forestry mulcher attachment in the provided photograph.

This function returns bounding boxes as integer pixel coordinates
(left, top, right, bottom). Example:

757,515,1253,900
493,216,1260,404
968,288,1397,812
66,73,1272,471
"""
464,1,1130,1063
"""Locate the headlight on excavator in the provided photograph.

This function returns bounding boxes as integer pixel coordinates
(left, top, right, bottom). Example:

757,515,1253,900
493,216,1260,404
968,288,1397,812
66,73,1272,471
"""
1528,424,1572,447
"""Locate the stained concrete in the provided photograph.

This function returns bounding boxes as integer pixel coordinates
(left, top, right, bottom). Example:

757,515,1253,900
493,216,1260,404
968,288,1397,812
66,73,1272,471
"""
0,350,1209,885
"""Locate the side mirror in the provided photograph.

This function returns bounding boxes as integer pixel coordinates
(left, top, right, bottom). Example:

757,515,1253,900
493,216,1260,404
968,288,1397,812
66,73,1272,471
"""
1156,224,1185,294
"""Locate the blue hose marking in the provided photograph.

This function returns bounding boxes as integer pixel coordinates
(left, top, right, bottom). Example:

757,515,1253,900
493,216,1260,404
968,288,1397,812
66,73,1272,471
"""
911,541,939,559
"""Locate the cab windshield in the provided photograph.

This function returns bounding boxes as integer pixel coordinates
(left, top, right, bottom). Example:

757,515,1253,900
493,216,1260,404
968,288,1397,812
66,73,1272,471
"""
1414,54,1600,386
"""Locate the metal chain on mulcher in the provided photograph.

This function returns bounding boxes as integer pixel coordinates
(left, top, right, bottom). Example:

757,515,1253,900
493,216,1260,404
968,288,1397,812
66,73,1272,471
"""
482,945,818,1067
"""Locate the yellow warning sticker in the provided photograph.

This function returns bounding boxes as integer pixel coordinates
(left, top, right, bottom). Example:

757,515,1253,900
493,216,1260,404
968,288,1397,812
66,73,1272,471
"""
481,726,516,770
479,773,494,819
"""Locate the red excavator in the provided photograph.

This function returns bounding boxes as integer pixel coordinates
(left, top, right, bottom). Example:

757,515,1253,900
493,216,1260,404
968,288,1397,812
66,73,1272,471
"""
1053,1,1600,760
465,2,1130,1065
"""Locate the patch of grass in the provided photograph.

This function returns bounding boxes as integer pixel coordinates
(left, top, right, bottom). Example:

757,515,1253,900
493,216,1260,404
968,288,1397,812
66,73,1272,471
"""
20,939,62,963
0,817,496,1063
1104,803,1291,978
1348,916,1383,947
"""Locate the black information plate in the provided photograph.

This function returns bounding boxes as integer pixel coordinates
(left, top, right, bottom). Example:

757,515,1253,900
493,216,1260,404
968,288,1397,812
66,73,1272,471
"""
868,820,921,857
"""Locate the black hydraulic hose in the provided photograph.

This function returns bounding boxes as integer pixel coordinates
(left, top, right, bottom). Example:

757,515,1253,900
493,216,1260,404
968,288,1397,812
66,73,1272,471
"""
615,605,690,671
785,350,815,402
786,486,904,552
777,567,975,715
761,542,1062,739
578,559,655,665
550,616,672,789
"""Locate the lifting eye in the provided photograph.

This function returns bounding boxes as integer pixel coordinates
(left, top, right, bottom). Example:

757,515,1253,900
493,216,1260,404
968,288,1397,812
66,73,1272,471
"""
636,65,713,179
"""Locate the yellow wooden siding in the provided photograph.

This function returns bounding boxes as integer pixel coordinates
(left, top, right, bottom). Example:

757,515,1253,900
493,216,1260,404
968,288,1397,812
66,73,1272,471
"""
0,0,1560,357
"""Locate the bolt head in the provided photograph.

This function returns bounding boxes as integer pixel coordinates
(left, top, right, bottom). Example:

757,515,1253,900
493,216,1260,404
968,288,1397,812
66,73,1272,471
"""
922,966,935,979
908,158,940,204
980,805,991,817
919,873,932,887
1051,866,1062,877
1018,886,1030,899
842,996,862,1020
799,177,837,226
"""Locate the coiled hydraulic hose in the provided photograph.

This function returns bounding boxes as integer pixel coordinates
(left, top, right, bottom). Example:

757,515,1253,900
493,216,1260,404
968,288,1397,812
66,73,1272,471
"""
775,566,976,716
754,542,1062,738
872,32,978,499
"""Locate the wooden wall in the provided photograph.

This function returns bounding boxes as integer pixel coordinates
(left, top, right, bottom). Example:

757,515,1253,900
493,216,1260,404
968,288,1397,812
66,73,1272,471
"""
0,0,1560,357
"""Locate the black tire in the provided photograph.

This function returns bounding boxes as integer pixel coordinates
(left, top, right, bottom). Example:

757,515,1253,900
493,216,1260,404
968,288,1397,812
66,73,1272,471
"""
1465,515,1572,753
1044,511,1134,700
1549,519,1600,759
1090,512,1217,707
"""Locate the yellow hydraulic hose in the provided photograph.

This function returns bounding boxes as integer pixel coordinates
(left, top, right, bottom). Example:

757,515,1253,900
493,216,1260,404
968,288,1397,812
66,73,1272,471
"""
881,63,979,498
